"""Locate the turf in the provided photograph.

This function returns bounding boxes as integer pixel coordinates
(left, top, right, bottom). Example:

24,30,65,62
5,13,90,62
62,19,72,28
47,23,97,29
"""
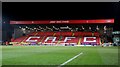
1,46,118,66
0,46,2,67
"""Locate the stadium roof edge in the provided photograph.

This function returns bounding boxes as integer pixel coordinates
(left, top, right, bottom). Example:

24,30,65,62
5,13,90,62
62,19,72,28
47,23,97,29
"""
10,19,114,24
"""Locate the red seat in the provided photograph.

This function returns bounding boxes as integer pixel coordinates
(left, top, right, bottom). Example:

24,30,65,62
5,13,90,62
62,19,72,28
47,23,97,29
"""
61,32,72,36
11,32,101,45
94,32,100,36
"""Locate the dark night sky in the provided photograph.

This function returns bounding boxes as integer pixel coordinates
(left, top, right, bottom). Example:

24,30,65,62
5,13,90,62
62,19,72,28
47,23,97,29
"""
2,2,118,21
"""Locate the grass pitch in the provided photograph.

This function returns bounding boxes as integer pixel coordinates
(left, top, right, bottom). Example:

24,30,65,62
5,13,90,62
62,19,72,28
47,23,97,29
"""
1,46,118,66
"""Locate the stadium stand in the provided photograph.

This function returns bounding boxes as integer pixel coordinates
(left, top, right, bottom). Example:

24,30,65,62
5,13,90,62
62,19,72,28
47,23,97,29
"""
9,19,114,46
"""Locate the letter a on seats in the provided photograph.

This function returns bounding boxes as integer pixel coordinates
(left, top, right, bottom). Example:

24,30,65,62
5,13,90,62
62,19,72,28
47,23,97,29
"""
45,37,56,42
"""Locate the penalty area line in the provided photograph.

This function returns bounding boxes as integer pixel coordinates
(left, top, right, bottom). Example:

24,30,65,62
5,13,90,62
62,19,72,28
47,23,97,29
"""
58,52,83,67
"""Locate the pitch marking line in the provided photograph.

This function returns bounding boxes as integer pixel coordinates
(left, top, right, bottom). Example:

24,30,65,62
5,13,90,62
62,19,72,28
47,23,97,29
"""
58,52,83,67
